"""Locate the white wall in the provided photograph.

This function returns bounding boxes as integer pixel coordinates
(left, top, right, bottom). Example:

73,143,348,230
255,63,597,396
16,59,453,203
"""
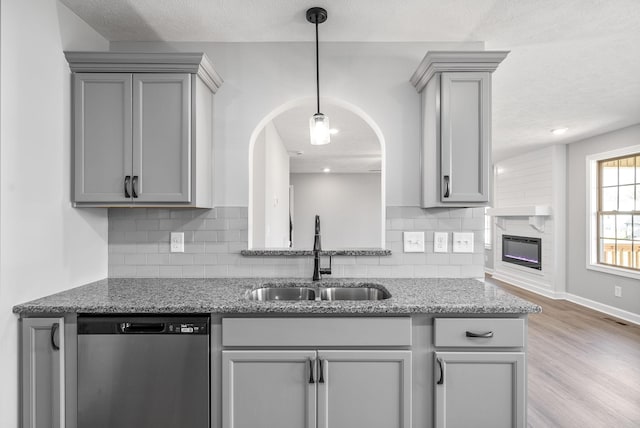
251,123,291,248
291,173,381,249
491,145,566,296
567,124,640,317
263,123,290,247
0,1,109,426
109,40,484,207
251,129,266,247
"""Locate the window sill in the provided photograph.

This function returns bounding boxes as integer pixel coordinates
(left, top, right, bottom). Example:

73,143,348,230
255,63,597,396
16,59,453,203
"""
587,263,640,281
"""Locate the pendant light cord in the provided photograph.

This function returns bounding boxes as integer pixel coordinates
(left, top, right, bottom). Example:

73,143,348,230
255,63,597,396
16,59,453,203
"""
315,19,320,115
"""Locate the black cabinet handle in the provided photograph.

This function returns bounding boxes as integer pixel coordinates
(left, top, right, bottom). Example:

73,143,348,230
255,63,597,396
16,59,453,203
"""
466,331,494,338
318,359,325,384
436,357,444,385
132,176,139,198
309,359,315,384
124,176,131,198
51,323,60,351
443,175,450,198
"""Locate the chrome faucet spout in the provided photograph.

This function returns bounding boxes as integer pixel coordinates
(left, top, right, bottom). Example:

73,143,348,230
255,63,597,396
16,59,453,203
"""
313,215,331,281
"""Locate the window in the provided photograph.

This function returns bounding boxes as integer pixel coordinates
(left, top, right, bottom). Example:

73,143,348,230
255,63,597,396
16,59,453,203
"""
596,153,640,271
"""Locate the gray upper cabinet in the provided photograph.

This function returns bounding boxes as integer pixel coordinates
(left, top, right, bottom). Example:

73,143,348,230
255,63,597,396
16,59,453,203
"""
73,73,132,203
133,73,191,203
66,52,222,207
411,51,508,208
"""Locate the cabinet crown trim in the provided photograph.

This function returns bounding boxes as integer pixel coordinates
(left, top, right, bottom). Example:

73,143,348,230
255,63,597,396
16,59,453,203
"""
64,51,223,93
410,50,509,92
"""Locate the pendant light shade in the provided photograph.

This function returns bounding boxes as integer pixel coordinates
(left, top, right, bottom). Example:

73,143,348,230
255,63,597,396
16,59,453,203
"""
310,113,330,146
307,7,330,146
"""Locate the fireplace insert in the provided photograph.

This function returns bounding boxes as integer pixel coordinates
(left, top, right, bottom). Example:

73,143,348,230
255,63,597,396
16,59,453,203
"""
502,235,542,270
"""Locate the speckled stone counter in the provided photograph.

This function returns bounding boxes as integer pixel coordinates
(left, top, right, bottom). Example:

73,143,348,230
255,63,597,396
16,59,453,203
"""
13,278,541,315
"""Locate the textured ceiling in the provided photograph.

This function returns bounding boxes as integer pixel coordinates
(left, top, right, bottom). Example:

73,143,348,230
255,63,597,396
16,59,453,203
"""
61,0,640,160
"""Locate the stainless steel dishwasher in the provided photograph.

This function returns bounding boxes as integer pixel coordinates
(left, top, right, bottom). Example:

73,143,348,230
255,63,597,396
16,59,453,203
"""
77,315,210,428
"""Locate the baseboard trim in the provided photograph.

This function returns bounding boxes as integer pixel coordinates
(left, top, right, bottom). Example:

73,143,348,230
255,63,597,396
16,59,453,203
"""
490,272,640,326
491,271,558,299
563,293,640,326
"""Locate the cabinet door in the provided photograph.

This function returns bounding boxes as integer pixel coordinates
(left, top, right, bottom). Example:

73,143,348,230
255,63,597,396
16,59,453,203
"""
132,73,191,203
440,72,490,203
435,352,525,428
317,350,412,428
73,73,132,203
222,350,317,428
21,318,65,428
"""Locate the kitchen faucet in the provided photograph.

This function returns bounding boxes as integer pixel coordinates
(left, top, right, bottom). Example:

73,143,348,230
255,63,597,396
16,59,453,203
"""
312,215,332,281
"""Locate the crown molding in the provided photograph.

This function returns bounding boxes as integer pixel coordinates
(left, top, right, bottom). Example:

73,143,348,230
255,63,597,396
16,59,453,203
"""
64,51,223,93
410,50,509,92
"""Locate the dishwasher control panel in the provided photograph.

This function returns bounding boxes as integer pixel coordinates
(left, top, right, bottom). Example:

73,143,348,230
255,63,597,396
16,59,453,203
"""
167,322,208,334
78,316,210,335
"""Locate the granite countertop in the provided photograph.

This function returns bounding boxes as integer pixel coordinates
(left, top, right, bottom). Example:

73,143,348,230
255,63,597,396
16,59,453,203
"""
13,278,541,315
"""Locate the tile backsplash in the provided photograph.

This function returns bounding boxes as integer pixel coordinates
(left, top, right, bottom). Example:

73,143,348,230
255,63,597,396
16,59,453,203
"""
108,206,485,278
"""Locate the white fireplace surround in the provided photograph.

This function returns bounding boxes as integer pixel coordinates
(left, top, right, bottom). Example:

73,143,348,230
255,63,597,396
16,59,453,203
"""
487,205,552,232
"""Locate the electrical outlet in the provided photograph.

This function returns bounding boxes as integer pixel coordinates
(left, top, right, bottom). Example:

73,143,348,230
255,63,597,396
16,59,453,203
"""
614,285,622,298
434,232,448,253
404,231,425,253
452,232,474,253
170,232,184,253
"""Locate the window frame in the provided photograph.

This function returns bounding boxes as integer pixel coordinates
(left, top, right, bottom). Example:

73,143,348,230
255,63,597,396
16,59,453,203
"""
587,144,640,280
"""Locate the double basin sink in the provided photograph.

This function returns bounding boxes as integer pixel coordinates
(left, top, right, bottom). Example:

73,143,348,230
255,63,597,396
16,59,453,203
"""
246,283,391,302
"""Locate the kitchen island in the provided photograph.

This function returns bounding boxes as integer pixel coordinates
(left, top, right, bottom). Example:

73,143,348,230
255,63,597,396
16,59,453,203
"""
15,278,540,428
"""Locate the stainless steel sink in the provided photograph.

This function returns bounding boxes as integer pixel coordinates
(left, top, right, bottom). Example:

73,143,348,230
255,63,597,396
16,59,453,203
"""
246,283,391,301
246,287,316,301
319,286,390,301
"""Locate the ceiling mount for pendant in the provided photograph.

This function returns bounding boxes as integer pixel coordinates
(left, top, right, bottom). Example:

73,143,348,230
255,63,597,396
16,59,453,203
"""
306,7,330,146
306,7,328,25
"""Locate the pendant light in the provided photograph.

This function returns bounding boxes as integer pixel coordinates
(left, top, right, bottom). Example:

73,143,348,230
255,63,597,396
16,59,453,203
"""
307,7,330,146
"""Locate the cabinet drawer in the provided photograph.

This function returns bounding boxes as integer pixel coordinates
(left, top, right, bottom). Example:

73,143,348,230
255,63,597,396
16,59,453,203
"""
434,318,524,348
223,317,411,347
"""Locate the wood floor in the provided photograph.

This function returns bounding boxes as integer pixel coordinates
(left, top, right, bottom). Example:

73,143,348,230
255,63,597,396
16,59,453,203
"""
486,275,640,428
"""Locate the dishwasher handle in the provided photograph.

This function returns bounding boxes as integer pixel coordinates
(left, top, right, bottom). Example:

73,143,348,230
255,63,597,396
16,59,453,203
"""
119,322,166,333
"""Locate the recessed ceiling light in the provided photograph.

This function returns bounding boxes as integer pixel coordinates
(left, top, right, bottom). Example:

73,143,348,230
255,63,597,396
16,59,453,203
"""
329,128,339,135
551,127,568,135
322,167,331,173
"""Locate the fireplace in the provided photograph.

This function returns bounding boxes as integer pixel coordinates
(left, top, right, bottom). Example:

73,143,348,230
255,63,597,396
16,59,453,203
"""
502,235,542,270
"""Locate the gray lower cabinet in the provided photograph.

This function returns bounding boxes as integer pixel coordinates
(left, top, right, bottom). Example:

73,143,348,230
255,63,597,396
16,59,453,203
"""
434,352,525,428
222,349,412,428
66,52,222,207
433,317,526,428
411,51,508,208
222,350,316,428
21,317,65,428
317,350,412,428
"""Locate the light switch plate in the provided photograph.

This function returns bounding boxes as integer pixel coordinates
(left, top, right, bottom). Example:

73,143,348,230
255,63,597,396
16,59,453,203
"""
170,232,184,253
403,231,425,253
453,232,474,253
434,232,448,253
